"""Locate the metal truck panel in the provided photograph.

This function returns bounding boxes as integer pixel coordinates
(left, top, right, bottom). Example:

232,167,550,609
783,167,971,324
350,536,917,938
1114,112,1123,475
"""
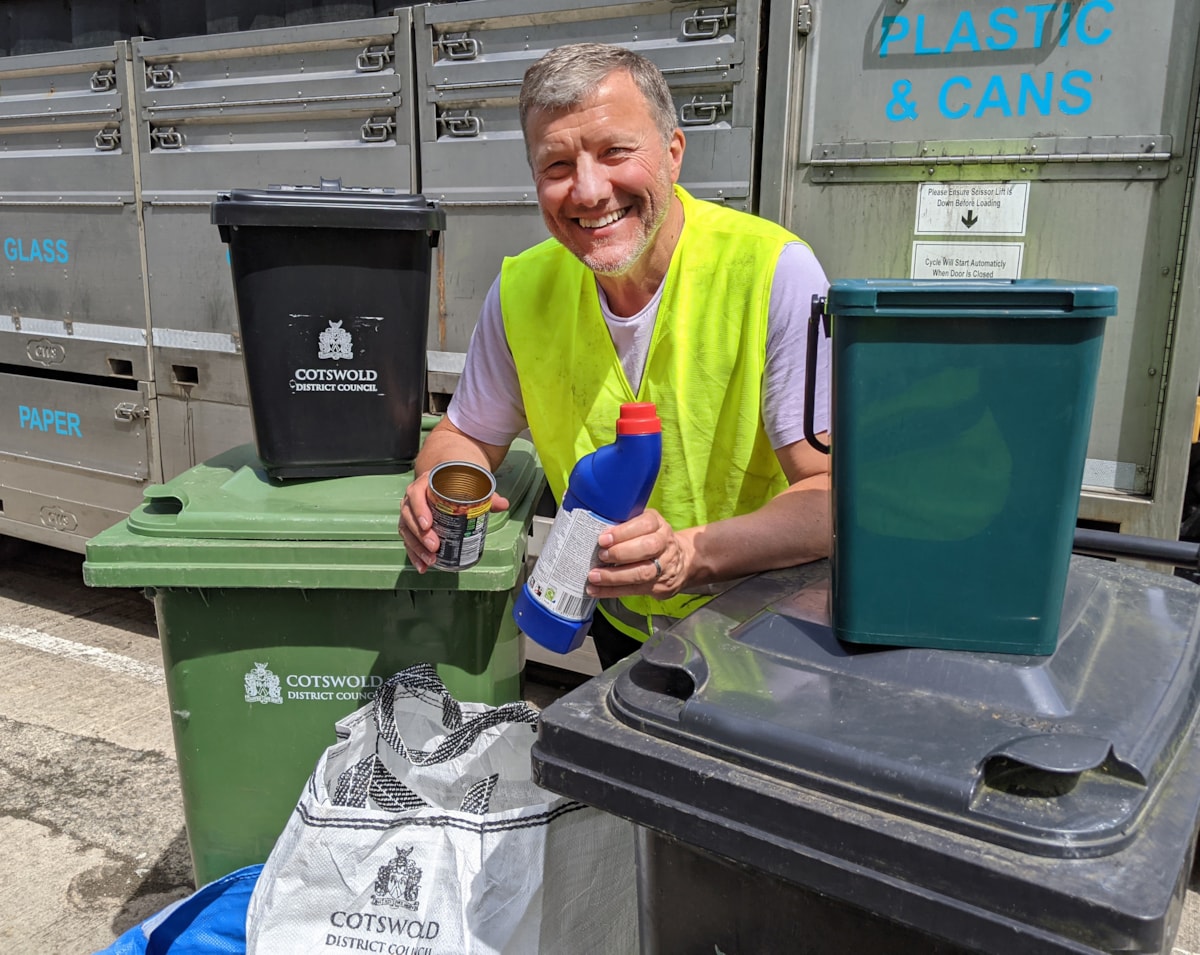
155,394,254,480
765,0,1200,535
414,0,761,354
0,42,149,382
0,369,153,550
0,371,151,478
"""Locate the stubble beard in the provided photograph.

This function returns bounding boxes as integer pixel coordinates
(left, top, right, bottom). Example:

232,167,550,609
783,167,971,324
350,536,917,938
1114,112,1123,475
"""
561,170,675,277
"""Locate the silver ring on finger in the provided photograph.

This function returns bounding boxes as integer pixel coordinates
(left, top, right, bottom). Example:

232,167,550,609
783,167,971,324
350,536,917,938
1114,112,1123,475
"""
653,557,664,579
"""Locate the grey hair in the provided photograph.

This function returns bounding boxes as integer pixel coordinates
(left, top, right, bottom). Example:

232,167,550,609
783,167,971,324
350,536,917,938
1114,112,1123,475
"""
519,43,677,162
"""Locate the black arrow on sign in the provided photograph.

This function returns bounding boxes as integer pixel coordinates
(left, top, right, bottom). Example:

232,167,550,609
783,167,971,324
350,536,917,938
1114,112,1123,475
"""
962,209,979,228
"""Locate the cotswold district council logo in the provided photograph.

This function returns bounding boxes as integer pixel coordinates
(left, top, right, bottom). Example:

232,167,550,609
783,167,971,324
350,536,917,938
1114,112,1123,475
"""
318,320,353,360
373,846,422,911
244,663,283,705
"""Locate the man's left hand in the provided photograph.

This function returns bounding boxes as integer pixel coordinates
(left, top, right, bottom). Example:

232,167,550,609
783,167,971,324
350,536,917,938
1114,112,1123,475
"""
587,508,689,599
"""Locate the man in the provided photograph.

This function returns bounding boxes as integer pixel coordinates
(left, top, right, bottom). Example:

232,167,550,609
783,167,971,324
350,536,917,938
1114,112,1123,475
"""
400,43,831,668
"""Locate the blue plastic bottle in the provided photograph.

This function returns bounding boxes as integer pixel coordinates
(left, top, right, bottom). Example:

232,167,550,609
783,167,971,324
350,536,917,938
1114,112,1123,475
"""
514,402,662,654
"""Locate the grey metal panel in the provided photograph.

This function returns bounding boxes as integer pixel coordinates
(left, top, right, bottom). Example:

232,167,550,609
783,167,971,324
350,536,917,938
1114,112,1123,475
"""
132,14,418,416
415,0,761,353
133,16,415,201
0,319,150,381
769,0,1200,530
429,207,550,354
801,0,1196,178
155,394,254,481
416,0,759,206
1,371,151,480
0,442,151,553
0,43,150,379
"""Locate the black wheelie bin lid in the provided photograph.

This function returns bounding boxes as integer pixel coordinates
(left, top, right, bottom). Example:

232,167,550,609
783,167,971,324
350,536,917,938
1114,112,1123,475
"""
531,557,1200,954
211,179,446,235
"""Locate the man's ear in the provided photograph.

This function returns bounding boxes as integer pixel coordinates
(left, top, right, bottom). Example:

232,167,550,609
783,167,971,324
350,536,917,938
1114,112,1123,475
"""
669,129,685,183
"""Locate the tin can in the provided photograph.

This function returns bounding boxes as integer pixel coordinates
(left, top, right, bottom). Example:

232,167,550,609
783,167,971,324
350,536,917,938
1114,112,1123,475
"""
427,461,496,571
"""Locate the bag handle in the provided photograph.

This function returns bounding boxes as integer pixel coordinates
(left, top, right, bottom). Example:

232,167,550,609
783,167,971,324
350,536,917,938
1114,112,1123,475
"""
372,663,540,767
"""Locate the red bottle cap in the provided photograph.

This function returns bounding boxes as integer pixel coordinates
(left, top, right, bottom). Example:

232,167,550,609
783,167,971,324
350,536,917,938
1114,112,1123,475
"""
617,402,662,435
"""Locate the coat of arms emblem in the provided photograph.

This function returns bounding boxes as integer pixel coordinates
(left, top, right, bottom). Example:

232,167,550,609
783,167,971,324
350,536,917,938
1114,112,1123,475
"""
244,662,283,705
317,320,353,360
372,846,422,911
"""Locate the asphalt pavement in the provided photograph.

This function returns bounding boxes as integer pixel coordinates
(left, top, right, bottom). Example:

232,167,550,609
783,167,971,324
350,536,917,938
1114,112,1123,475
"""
3,539,1200,954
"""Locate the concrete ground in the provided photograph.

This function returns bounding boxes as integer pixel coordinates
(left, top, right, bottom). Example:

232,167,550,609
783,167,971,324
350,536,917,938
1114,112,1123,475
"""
3,538,1200,954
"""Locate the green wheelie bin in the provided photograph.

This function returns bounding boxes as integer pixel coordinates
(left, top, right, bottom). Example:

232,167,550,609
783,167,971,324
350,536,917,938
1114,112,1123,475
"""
83,421,543,886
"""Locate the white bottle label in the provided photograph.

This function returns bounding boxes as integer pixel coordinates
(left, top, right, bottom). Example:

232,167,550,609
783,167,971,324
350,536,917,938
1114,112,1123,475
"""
525,506,610,623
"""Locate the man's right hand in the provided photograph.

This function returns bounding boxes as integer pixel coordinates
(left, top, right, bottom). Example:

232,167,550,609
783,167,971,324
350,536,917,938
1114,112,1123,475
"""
399,473,439,573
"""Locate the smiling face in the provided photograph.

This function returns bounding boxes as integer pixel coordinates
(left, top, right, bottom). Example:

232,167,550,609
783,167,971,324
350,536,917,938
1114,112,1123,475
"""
526,70,685,284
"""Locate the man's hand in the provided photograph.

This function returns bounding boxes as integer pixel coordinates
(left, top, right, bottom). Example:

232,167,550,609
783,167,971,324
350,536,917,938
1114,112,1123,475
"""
397,417,513,573
399,476,510,573
587,508,691,599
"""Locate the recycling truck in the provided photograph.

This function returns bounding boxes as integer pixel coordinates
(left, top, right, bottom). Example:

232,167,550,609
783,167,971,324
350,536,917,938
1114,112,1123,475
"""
1,0,1198,557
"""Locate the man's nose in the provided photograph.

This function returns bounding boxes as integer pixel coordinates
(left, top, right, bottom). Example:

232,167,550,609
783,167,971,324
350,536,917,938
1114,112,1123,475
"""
570,155,610,206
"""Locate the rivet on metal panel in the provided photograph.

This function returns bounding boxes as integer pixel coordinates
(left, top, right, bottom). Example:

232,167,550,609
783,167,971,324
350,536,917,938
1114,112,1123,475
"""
1149,368,1158,377
1162,267,1171,275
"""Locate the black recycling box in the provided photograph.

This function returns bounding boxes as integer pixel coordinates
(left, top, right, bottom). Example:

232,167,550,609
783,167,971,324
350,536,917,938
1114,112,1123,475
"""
213,182,445,479
532,558,1200,954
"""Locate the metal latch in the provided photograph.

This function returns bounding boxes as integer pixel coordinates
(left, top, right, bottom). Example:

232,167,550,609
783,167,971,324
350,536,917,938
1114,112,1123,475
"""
90,67,117,92
797,3,813,36
357,44,393,72
437,34,480,61
437,110,481,138
114,402,149,422
360,115,396,142
681,7,735,40
145,64,178,89
680,94,731,126
150,126,184,149
94,126,121,151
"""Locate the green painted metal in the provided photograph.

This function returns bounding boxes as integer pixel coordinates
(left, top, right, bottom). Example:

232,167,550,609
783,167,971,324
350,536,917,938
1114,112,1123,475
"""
83,427,543,885
825,279,1117,655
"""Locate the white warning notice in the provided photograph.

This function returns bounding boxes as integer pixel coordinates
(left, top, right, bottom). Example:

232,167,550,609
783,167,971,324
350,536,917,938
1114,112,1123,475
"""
915,182,1030,236
911,242,1024,280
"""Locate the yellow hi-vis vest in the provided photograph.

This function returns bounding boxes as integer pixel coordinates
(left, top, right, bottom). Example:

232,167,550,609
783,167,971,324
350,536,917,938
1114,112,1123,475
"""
501,186,798,641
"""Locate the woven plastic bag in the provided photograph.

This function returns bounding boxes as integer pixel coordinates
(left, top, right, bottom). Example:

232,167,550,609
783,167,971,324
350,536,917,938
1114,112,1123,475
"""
246,664,636,954
94,864,262,955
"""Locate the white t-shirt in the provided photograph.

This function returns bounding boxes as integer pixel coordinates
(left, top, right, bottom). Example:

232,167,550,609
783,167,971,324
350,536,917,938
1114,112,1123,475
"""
447,240,832,450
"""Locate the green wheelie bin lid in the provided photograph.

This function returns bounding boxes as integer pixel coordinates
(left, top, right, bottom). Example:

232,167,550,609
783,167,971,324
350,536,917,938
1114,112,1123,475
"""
83,417,541,591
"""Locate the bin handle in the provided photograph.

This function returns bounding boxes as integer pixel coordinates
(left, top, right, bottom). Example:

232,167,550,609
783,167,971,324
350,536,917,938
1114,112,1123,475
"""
805,295,830,455
142,486,186,518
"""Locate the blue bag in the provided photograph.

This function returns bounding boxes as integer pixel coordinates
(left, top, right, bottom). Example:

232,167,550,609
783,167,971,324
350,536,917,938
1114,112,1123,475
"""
95,864,263,955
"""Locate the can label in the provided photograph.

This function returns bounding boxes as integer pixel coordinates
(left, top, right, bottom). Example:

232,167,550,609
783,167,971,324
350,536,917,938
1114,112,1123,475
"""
524,506,609,622
427,461,495,572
